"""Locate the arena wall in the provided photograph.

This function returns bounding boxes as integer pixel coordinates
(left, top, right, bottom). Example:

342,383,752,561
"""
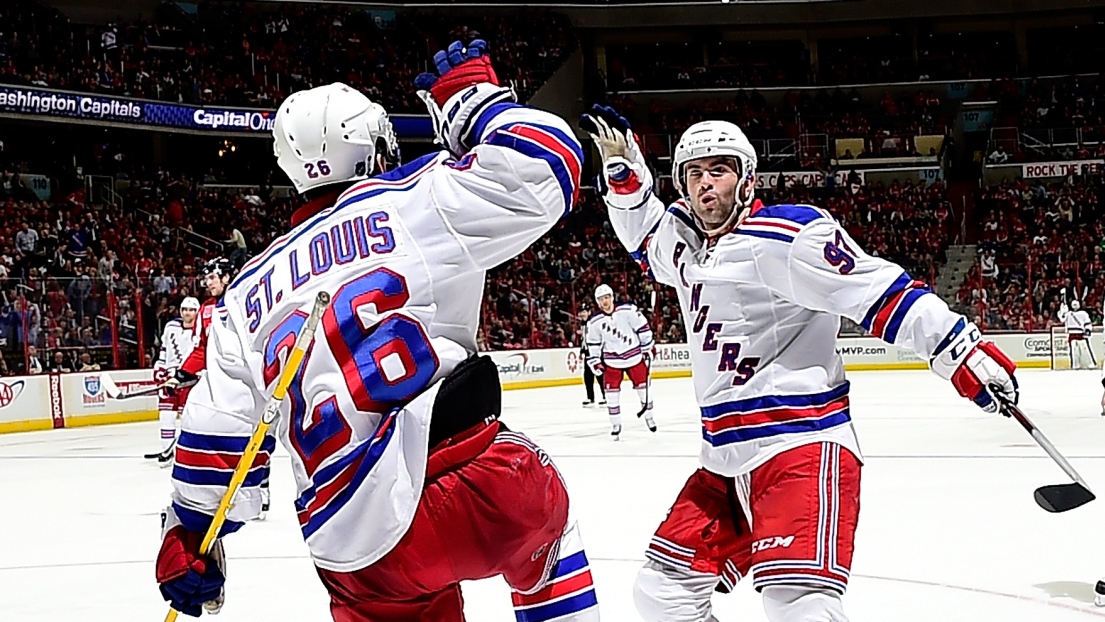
0,332,1099,433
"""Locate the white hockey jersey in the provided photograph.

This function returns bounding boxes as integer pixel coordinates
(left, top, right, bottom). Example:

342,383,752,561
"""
608,197,965,477
168,103,582,572
1061,306,1093,338
155,318,198,374
585,303,654,369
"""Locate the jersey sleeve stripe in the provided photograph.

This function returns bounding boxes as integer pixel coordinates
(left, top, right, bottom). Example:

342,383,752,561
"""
883,288,930,343
177,431,276,454
489,123,583,216
172,501,244,537
467,101,523,145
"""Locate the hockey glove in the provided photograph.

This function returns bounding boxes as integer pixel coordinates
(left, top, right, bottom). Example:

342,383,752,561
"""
165,368,197,391
414,40,516,156
930,319,1019,414
589,361,605,377
580,104,652,210
156,526,226,617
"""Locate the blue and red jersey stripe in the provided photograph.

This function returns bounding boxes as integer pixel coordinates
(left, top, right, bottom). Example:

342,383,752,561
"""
861,272,932,343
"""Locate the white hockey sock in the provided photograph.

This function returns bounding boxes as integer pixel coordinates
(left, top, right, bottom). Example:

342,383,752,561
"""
158,409,177,453
607,390,622,427
636,386,653,410
762,585,848,622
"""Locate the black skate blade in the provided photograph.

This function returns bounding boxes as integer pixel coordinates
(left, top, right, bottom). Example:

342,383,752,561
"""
1034,483,1095,513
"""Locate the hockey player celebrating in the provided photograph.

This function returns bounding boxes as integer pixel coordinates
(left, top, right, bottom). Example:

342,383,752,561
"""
581,105,1020,622
1059,299,1096,369
586,283,656,438
154,42,600,622
145,296,200,467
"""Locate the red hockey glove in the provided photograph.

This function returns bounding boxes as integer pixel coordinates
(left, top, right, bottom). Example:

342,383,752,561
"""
156,526,226,618
930,319,1019,414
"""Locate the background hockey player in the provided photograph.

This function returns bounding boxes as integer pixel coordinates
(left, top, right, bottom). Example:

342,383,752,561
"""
1059,299,1096,369
585,283,656,438
154,42,600,622
581,105,1020,622
145,296,200,467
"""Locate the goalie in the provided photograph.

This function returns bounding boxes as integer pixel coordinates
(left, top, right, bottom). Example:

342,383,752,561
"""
1059,300,1096,370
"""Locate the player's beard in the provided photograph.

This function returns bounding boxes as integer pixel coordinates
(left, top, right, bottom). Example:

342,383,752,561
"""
692,181,751,237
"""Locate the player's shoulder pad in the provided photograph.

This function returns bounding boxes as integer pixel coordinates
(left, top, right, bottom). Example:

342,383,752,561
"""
167,317,182,326
665,199,705,240
587,311,605,324
615,302,637,312
749,203,833,227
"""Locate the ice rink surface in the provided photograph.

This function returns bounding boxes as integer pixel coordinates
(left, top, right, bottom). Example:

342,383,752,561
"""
4,369,1105,621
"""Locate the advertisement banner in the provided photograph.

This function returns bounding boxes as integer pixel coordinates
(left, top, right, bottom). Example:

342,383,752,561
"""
0,84,432,138
756,169,865,190
0,375,52,432
1022,160,1104,179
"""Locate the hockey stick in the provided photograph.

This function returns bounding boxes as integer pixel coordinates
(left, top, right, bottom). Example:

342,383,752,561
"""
144,437,177,460
103,374,198,400
164,291,330,622
992,385,1096,513
636,354,652,418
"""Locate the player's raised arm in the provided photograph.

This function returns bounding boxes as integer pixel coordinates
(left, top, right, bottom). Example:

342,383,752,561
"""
747,210,1019,413
415,40,583,270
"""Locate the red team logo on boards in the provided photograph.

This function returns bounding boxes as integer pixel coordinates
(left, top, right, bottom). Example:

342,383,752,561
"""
0,380,25,408
565,350,581,374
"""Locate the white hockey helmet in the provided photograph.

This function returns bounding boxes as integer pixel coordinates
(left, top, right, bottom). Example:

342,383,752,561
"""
180,297,200,310
1071,300,1081,311
273,83,399,193
594,284,614,301
672,120,758,200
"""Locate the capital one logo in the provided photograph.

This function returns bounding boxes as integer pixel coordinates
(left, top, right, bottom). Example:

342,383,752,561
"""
0,380,25,408
751,535,795,554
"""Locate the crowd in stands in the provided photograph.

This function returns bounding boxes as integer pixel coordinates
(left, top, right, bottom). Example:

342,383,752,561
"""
959,177,1105,331
614,87,948,170
0,1,574,112
987,76,1105,164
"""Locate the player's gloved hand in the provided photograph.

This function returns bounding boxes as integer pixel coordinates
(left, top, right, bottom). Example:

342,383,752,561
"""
156,525,226,617
580,104,652,209
930,319,1019,414
589,361,604,377
166,368,197,391
414,40,515,156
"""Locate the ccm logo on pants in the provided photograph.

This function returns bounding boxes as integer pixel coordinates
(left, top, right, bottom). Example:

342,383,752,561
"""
752,536,795,554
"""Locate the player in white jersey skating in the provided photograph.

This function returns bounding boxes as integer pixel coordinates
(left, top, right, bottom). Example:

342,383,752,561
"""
581,105,1020,622
145,296,200,466
585,283,656,438
154,42,599,622
1059,300,1096,369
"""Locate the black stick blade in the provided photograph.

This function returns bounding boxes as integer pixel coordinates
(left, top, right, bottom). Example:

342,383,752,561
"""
1034,483,1096,513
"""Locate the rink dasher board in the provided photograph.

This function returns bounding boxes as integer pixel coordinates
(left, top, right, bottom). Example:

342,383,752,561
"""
0,331,1097,433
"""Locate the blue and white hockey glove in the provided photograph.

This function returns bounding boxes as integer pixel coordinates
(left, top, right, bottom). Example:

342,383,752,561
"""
580,104,652,210
930,318,1019,414
414,39,515,156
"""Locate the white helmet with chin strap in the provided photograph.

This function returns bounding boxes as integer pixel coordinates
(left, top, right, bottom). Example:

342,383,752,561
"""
672,120,758,235
273,83,399,193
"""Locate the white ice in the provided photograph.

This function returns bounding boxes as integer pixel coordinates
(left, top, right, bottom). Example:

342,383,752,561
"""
4,369,1105,621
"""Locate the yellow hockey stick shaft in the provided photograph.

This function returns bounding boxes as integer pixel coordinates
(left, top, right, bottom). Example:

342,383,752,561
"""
165,291,330,622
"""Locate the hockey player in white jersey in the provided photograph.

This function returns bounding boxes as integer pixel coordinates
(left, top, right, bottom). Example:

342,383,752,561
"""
1059,299,1096,369
581,105,1020,622
155,42,599,622
145,296,200,467
586,283,656,438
